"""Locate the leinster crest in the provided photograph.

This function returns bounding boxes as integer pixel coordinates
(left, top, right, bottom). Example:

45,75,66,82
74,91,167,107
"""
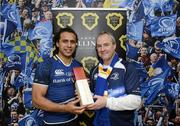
56,13,74,28
81,57,98,74
106,13,123,31
81,13,99,31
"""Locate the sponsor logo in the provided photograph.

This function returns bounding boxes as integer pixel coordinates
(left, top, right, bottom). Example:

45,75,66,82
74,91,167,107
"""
81,13,99,31
78,37,96,47
106,13,123,31
81,56,98,73
53,78,72,83
55,69,64,76
56,12,74,28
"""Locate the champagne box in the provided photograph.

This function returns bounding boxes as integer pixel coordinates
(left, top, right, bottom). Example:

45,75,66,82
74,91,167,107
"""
73,67,94,105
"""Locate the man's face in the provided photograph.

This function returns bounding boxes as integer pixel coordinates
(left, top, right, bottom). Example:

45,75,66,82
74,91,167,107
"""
150,53,158,63
96,34,116,65
18,0,24,7
56,32,77,58
11,111,18,122
175,115,180,124
140,47,148,56
45,11,52,20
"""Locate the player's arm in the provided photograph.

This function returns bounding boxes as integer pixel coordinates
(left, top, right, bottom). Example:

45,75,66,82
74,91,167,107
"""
32,83,86,114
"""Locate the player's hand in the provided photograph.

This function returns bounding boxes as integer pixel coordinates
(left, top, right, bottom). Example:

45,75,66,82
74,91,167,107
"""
87,95,107,110
65,98,86,114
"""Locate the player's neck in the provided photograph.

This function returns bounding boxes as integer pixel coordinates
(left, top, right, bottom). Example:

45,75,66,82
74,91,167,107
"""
57,54,72,65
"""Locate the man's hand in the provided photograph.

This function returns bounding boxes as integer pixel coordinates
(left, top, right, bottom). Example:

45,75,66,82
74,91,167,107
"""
64,98,86,114
87,95,107,110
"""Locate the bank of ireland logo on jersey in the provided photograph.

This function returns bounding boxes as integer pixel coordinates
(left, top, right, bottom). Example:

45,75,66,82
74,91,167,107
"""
55,69,64,76
56,12,74,28
81,13,99,31
106,13,123,31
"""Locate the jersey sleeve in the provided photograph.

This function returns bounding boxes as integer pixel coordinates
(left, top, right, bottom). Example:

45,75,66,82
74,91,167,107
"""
33,58,51,85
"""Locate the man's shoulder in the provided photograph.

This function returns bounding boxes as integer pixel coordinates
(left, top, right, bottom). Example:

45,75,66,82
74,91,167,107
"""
114,59,126,70
119,60,137,70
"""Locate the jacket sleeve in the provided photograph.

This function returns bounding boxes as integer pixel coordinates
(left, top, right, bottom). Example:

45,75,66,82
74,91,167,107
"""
106,94,141,111
106,61,142,111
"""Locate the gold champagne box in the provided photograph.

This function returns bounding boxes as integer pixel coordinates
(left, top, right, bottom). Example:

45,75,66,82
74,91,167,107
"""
73,67,94,105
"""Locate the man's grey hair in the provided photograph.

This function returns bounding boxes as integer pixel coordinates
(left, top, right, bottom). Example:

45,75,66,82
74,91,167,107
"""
96,32,116,44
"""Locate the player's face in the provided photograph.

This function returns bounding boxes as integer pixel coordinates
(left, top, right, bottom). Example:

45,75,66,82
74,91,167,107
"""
56,32,77,58
96,34,116,65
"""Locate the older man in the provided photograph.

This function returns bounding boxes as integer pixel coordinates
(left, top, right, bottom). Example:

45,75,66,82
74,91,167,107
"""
88,32,141,126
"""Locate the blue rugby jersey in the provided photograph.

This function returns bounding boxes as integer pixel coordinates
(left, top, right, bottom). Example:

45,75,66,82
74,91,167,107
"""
34,55,81,124
90,59,140,126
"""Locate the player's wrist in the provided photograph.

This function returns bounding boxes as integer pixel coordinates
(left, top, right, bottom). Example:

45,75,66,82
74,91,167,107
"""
61,104,67,112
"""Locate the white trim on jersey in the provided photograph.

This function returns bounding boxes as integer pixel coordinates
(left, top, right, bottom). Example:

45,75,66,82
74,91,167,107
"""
55,54,72,67
59,97,76,104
